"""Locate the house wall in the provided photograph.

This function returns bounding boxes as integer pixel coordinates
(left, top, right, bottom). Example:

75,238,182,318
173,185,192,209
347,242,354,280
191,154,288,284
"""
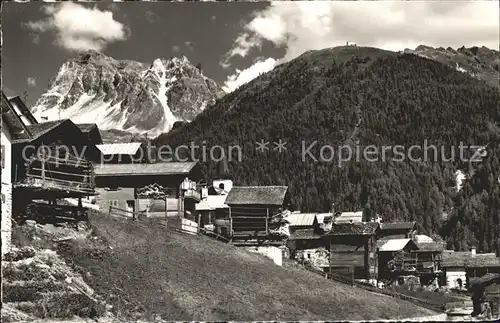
1,119,13,255
246,246,283,266
137,197,181,217
445,269,466,289
95,187,135,216
297,247,329,270
229,204,280,233
380,230,412,240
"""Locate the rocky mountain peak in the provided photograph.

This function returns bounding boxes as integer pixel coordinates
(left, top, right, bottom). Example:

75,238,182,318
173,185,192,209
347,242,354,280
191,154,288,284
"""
32,52,224,138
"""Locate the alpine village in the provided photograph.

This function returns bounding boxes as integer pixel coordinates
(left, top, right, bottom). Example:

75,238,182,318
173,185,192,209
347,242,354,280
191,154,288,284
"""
2,42,500,322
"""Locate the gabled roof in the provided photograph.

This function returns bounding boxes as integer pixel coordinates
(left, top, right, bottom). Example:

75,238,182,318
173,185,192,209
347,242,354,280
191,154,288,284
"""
225,186,288,206
380,221,416,231
288,228,323,241
334,211,363,223
196,195,229,211
328,222,379,236
413,241,446,252
27,120,66,138
465,253,500,268
1,91,32,140
94,161,198,177
414,234,434,243
286,213,317,227
8,96,38,125
11,119,73,144
441,251,472,268
379,238,418,252
96,143,143,156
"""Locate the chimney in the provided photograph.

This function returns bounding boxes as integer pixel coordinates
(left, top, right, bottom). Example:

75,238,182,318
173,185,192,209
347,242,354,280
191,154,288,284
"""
471,247,476,257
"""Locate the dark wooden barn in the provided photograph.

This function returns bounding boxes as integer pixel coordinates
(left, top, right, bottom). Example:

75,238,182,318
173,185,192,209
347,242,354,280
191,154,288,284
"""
326,222,380,280
224,186,289,244
11,119,102,182
377,238,419,281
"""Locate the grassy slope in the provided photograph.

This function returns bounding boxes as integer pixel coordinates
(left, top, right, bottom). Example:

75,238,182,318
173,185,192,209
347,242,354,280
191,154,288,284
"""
56,214,434,321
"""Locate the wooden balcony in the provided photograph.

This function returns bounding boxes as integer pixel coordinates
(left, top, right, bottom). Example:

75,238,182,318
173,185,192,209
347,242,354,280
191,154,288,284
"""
14,150,96,198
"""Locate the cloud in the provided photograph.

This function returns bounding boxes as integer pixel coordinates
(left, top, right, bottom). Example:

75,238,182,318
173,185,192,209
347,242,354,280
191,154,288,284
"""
211,15,217,21
27,77,37,87
223,1,500,67
172,45,181,53
185,41,194,52
24,2,129,52
222,57,277,93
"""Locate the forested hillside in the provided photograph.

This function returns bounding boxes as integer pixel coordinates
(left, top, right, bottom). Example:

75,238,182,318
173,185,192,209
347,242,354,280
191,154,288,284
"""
155,46,500,252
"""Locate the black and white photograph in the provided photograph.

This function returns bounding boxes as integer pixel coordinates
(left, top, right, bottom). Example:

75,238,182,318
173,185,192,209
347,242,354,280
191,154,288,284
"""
1,0,500,322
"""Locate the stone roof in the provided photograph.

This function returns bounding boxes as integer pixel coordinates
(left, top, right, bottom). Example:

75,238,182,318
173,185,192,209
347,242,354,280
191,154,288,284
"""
380,221,416,231
328,222,379,236
225,186,288,206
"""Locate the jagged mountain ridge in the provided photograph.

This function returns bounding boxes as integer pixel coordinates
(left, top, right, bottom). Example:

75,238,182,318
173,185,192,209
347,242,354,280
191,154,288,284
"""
405,45,500,88
31,51,224,137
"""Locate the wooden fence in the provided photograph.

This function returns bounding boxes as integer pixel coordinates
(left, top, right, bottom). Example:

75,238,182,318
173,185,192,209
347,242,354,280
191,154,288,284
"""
108,205,139,220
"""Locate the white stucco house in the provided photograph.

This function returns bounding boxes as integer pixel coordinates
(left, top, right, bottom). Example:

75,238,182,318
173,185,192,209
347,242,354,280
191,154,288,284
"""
441,249,473,289
1,92,34,255
1,101,13,255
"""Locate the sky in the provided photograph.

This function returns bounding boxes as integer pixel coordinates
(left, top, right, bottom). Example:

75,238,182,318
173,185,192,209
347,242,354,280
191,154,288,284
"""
2,1,499,107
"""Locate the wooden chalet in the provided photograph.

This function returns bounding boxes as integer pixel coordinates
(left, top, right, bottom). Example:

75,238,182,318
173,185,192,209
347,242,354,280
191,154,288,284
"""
377,238,419,281
469,273,500,318
93,161,202,218
286,213,325,252
411,241,446,283
224,186,289,245
2,92,98,223
76,123,103,145
326,221,380,280
379,221,416,239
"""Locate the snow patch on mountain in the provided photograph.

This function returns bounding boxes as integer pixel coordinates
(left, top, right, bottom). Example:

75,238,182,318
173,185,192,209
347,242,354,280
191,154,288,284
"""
455,170,466,192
